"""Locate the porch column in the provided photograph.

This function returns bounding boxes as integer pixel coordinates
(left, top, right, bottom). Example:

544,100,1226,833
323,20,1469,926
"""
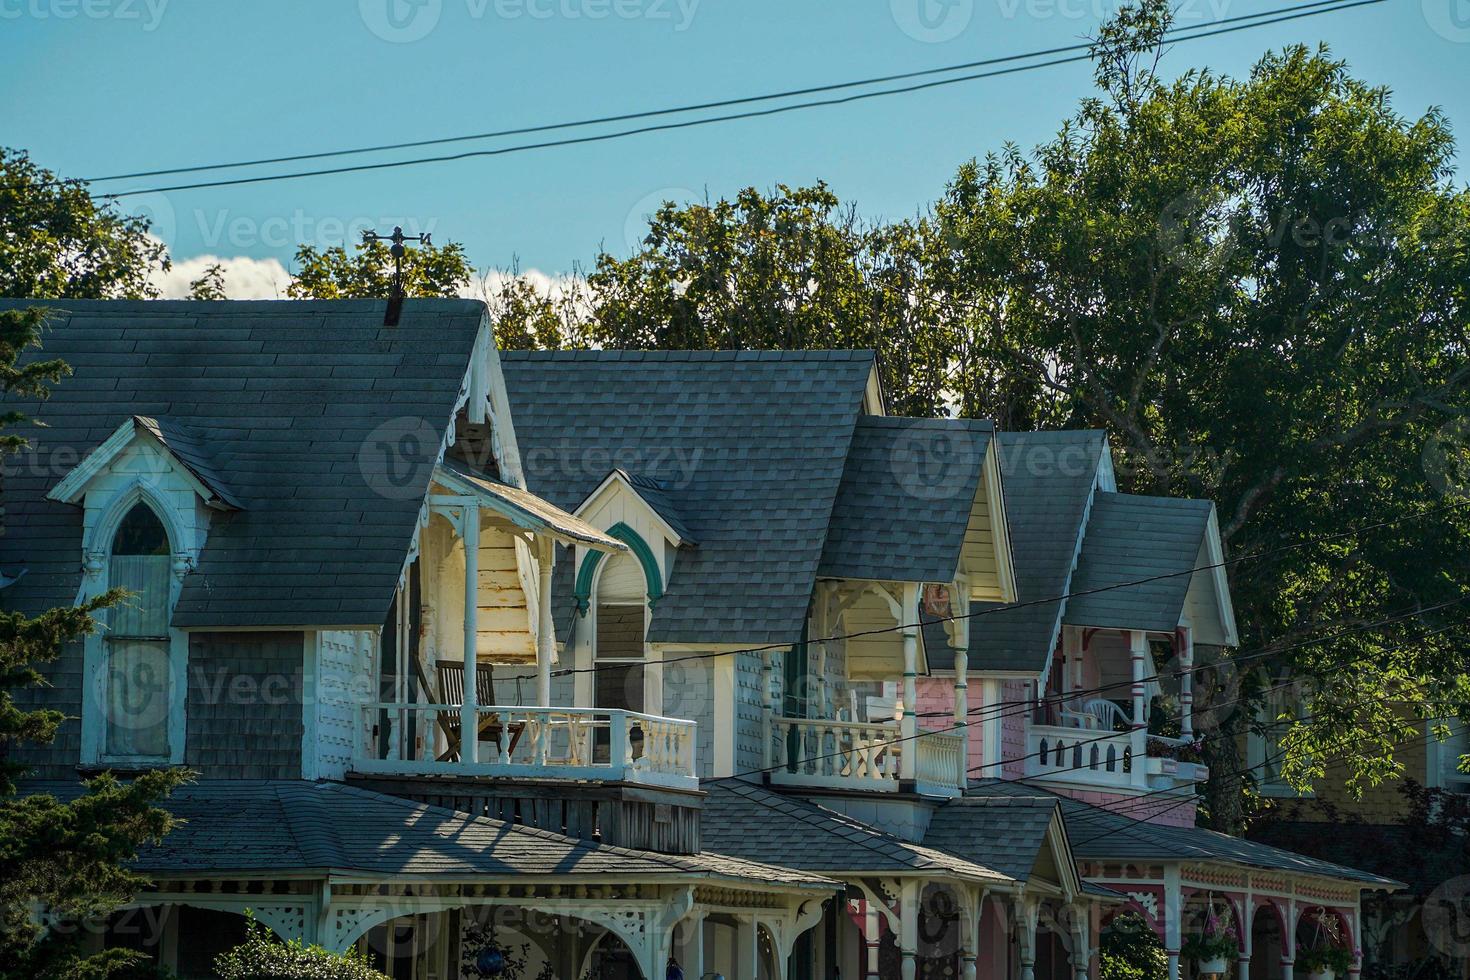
961,886,984,980
900,583,920,783
536,537,554,706
899,880,920,980
980,679,1004,777
954,585,971,789
1178,626,1194,738
1016,895,1038,980
1238,900,1253,980
676,912,706,979
1129,630,1149,789
1163,866,1182,980
761,650,776,772
1281,957,1295,980
862,902,882,980
1070,906,1091,980
1237,957,1250,980
737,915,761,980
462,503,480,764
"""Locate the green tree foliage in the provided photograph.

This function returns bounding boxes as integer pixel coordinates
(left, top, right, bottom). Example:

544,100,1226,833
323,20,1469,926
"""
0,307,187,976
288,239,473,300
1100,915,1168,980
491,0,1470,829
0,148,168,299
186,263,228,301
214,914,391,980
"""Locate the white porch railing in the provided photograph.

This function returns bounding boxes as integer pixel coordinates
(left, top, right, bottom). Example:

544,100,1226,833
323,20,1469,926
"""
768,716,965,797
769,716,902,792
355,704,698,790
914,729,966,798
1025,725,1204,792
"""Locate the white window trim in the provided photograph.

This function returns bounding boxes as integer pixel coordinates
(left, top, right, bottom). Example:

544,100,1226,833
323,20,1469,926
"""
78,479,194,768
1248,675,1314,799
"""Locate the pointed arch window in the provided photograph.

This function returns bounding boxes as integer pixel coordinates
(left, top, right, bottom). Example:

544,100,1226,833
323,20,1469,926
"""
101,503,174,760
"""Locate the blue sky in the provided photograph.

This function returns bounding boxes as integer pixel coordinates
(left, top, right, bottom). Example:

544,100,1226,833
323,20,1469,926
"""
2,0,1465,296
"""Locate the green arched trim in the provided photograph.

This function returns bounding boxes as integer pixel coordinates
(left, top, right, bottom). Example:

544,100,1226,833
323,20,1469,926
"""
573,521,664,614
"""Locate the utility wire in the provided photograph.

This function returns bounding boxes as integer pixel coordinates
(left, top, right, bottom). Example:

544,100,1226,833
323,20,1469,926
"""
80,0,1354,187
98,0,1383,199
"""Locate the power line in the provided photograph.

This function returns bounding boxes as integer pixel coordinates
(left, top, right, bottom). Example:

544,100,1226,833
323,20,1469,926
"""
98,0,1384,200
79,0,1355,187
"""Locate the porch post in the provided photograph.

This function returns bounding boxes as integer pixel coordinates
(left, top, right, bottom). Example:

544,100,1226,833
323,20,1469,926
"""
1238,899,1253,980
462,502,480,764
1129,630,1149,789
953,584,971,791
980,679,1003,777
1070,905,1091,980
762,650,776,772
863,902,882,980
900,583,920,783
899,879,920,980
737,915,761,979
1163,865,1182,980
961,886,983,980
1178,626,1194,738
676,912,706,979
1281,956,1295,980
1016,894,1038,980
536,537,554,707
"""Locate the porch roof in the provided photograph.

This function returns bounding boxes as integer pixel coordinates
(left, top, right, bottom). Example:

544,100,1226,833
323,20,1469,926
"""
701,780,1014,885
1061,492,1215,634
816,416,993,583
20,780,836,890
0,299,486,630
923,795,1069,883
435,459,627,551
925,430,1106,674
968,780,1401,888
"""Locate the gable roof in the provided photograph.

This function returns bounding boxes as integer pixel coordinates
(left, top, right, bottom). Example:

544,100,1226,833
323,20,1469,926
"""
700,780,1012,884
817,417,993,583
500,350,875,645
578,468,697,545
435,459,626,552
926,430,1106,674
1061,492,1215,634
924,794,1070,883
20,779,834,889
0,299,486,628
48,414,243,511
968,780,1400,887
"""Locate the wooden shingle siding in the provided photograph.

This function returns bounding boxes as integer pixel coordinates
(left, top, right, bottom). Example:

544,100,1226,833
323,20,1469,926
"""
9,639,84,778
186,632,304,779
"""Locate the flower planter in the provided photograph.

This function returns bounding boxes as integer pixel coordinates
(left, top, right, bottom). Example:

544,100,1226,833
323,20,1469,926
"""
1198,957,1230,976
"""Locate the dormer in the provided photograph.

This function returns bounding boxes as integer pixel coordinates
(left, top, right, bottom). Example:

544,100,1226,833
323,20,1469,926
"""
570,468,696,612
47,415,241,769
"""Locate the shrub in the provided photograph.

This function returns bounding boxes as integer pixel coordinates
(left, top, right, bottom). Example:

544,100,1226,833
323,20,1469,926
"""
214,914,390,980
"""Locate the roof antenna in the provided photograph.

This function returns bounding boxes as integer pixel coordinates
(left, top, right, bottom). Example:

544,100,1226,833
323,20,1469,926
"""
362,225,432,326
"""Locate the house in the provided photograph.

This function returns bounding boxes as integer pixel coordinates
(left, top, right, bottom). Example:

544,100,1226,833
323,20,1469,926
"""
1,298,1395,980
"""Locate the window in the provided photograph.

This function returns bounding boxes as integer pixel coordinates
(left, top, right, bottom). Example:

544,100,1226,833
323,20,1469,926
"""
593,554,646,714
99,503,175,762
1252,673,1311,797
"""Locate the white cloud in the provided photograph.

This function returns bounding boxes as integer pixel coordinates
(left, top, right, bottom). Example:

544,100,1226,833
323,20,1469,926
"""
461,266,580,303
151,254,290,300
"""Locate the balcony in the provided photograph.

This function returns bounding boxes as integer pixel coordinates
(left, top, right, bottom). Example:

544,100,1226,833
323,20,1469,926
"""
354,703,700,791
767,716,966,798
1024,724,1208,793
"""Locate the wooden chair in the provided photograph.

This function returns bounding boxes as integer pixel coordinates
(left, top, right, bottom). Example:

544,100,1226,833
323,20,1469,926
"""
434,660,525,762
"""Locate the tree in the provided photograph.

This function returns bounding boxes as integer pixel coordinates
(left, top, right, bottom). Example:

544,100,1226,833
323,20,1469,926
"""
0,148,168,300
287,239,473,300
0,307,188,977
186,263,228,300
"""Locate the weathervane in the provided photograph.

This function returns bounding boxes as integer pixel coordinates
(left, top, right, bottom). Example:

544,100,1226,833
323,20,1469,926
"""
362,225,432,326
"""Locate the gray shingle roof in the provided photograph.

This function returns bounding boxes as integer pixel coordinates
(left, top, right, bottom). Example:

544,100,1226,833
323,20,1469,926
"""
618,470,697,544
0,299,485,629
1062,493,1214,633
926,430,1105,674
817,417,993,583
500,351,875,645
134,415,244,510
924,795,1063,882
20,779,835,887
700,780,1012,883
969,780,1400,887
437,459,626,551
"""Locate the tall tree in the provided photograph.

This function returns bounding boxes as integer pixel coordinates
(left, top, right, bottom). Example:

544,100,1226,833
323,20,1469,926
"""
0,149,168,300
0,307,188,977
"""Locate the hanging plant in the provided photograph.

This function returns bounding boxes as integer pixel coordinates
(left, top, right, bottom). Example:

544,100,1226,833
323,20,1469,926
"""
460,917,554,979
1296,944,1353,977
1181,903,1239,967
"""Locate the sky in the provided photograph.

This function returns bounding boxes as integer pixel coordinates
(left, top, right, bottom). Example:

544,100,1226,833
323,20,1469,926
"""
2,0,1466,298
